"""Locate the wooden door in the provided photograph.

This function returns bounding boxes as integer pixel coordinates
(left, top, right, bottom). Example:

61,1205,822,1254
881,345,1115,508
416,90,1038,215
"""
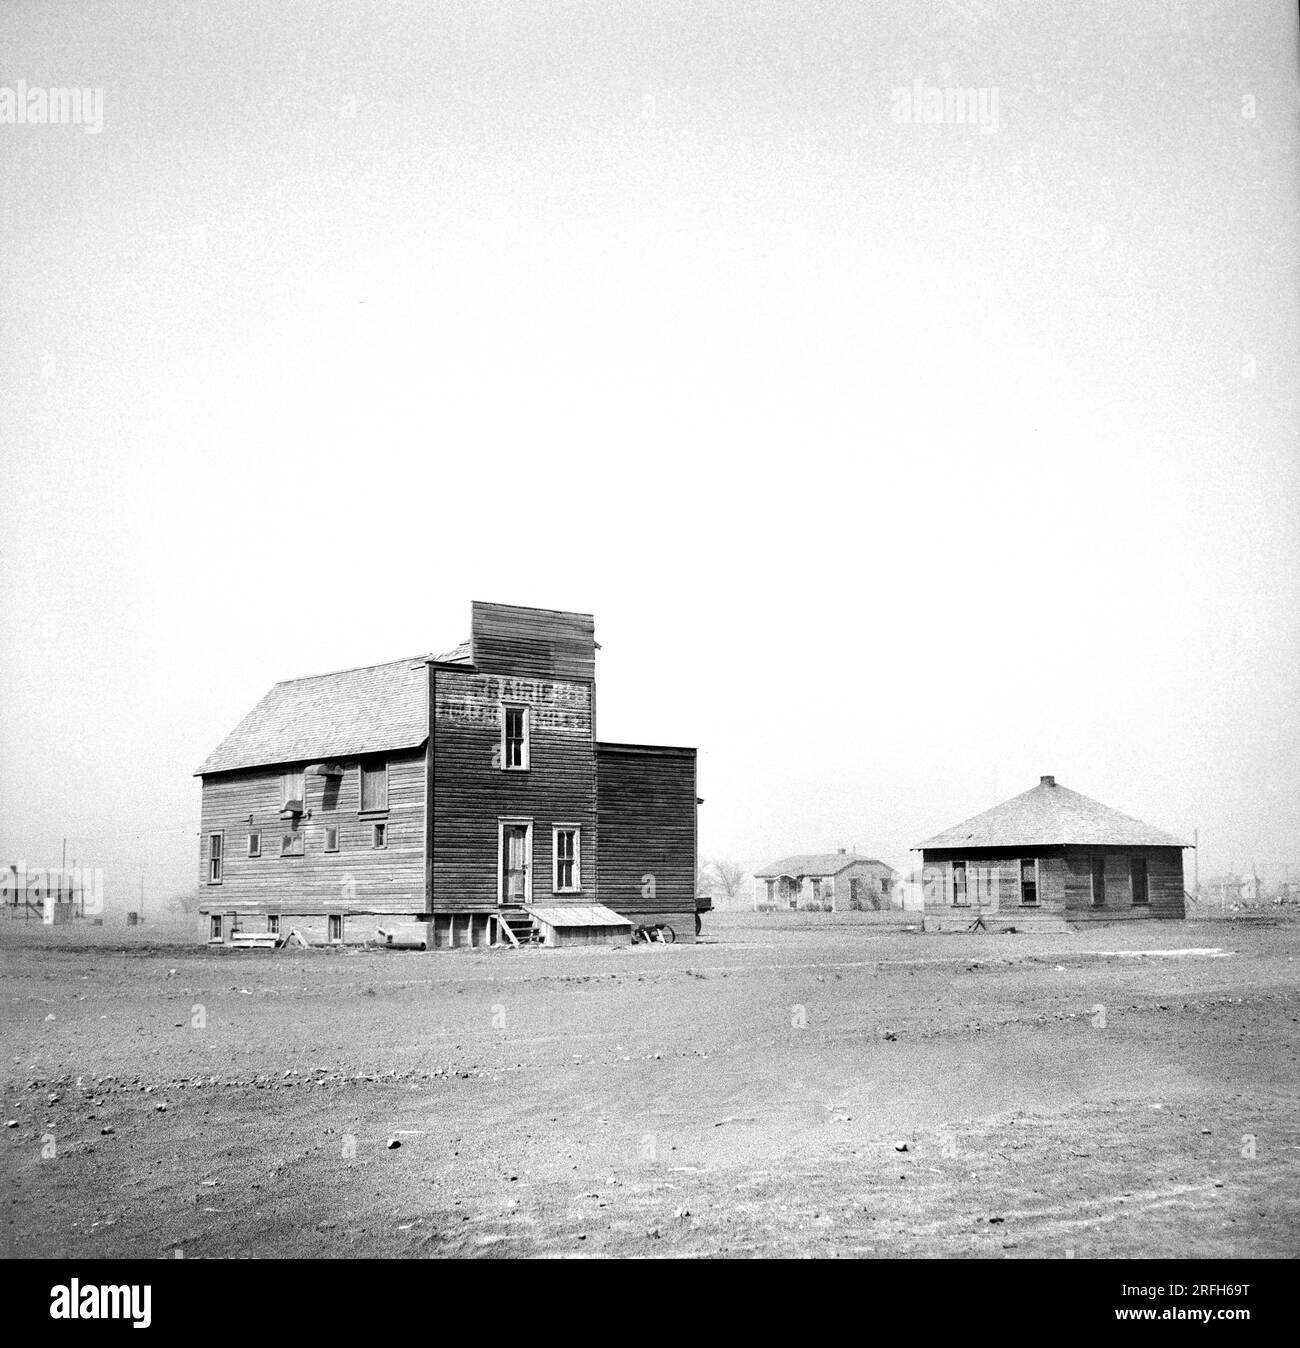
501,824,530,904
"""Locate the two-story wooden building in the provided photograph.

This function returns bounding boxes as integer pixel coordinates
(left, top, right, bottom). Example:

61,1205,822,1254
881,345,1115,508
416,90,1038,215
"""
197,602,698,948
917,775,1189,931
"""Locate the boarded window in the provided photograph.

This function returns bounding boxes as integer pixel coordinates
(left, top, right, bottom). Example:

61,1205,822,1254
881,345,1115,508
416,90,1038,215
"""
554,827,580,892
503,705,528,769
1020,858,1038,905
360,760,388,812
208,833,223,884
281,828,305,857
324,825,339,853
951,860,968,906
1091,856,1106,906
1131,856,1148,905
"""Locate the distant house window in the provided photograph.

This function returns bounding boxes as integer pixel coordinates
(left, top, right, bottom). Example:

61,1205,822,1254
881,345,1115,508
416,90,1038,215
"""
372,821,387,849
553,827,580,893
247,831,261,859
324,824,339,853
1020,858,1038,906
502,705,529,770
281,828,305,857
209,914,222,941
1131,856,1149,906
1091,856,1107,907
765,878,775,906
810,878,822,903
281,769,305,813
267,914,280,935
208,833,223,884
328,914,343,943
849,877,861,909
951,860,968,906
360,759,388,813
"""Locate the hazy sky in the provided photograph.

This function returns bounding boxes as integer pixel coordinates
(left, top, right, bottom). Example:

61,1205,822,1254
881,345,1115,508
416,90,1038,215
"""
2,0,1297,908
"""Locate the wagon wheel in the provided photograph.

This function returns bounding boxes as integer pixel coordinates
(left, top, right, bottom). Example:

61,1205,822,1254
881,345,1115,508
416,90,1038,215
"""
660,924,676,944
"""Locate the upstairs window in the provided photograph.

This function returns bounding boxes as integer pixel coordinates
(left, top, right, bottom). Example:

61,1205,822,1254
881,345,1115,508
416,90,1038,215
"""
208,833,223,884
1020,858,1038,906
360,759,388,813
247,831,261,859
372,821,387,849
324,824,339,853
553,827,580,893
281,769,305,814
281,826,305,857
1131,856,1149,906
502,705,529,770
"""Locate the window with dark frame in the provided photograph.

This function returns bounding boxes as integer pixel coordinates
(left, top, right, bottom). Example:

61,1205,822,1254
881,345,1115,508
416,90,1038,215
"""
1131,856,1149,905
247,831,261,859
503,705,528,770
360,759,388,813
372,821,387,849
210,914,222,941
951,860,968,906
267,914,280,935
1020,858,1038,905
328,914,343,943
208,833,223,884
1091,856,1107,906
554,827,579,892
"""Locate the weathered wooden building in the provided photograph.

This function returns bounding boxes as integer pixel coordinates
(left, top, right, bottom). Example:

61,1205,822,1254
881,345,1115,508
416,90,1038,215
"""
917,775,1188,931
754,852,898,911
197,602,698,948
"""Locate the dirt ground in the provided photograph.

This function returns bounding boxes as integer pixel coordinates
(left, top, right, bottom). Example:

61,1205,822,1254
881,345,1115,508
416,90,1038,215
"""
3,910,1298,1258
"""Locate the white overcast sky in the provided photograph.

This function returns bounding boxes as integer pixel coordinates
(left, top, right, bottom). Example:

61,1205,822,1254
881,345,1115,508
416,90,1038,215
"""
1,0,1297,907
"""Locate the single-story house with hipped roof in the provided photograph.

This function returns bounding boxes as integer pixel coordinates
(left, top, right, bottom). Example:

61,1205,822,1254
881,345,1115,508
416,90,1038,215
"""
916,775,1189,931
754,851,898,911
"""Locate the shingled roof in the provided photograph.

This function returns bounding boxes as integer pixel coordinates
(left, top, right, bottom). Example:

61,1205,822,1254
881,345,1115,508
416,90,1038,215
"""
754,852,892,879
917,776,1188,850
196,655,433,775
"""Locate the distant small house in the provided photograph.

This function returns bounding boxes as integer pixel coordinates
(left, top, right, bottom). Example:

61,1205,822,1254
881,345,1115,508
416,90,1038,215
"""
754,851,897,911
1201,873,1262,907
916,775,1189,931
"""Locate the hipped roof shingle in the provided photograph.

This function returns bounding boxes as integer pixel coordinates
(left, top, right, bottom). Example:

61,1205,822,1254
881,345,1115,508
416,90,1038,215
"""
754,852,892,879
917,778,1188,850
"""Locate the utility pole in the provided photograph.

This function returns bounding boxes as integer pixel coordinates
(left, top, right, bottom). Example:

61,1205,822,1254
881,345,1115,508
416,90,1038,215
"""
140,872,145,923
1193,828,1199,894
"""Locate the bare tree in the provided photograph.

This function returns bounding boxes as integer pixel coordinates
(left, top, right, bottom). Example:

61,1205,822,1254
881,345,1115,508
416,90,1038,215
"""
707,859,748,900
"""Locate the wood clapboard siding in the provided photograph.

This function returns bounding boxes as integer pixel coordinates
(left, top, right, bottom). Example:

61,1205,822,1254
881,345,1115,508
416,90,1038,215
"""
471,601,596,683
430,666,597,912
922,846,1185,921
198,748,426,914
595,744,697,937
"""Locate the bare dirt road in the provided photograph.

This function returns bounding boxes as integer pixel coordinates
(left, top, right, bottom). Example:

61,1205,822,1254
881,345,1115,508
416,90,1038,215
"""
3,912,1298,1258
